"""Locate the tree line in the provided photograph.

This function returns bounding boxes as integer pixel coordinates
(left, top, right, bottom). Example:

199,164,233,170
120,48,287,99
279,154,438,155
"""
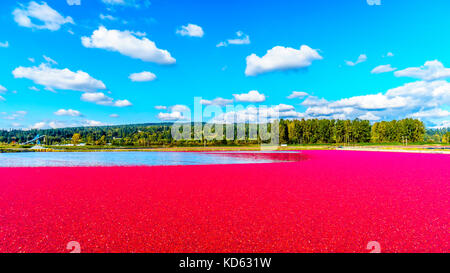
0,118,441,146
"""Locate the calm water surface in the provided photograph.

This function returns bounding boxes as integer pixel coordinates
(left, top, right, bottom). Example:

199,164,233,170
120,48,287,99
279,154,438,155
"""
0,151,303,167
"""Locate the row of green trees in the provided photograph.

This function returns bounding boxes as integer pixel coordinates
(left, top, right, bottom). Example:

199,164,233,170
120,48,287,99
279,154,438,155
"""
279,119,372,144
0,118,439,146
425,128,450,143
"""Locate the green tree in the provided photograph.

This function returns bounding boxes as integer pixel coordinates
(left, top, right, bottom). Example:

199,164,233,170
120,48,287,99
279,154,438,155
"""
72,133,81,145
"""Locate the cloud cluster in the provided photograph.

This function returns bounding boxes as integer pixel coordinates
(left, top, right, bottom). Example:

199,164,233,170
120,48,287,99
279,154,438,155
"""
245,45,322,76
102,0,125,4
410,108,450,119
13,1,74,31
394,60,450,81
367,0,381,6
176,24,204,38
233,90,266,103
371,64,396,74
100,14,117,21
217,31,250,47
200,97,234,106
12,63,106,92
82,27,176,64
287,91,308,99
67,0,81,5
43,55,57,65
157,105,190,121
12,62,132,108
129,71,157,82
300,78,450,127
211,104,304,124
345,54,367,66
30,119,106,130
54,109,82,117
0,41,9,48
2,111,27,121
101,0,150,8
81,92,132,107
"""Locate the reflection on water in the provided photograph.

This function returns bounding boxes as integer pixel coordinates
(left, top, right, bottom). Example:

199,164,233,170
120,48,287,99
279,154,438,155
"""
0,151,306,167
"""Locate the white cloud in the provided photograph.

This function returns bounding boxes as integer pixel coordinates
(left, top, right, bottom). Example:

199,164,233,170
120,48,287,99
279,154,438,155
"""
305,106,345,117
367,0,381,6
100,14,117,21
217,31,250,47
81,92,110,103
211,105,304,124
345,54,367,66
130,31,147,37
297,80,450,125
170,105,189,112
228,31,250,45
245,45,322,76
43,55,57,65
81,92,132,107
394,60,450,81
47,121,66,129
385,80,450,107
30,119,107,130
301,96,329,106
29,86,40,91
272,104,295,112
157,105,190,121
102,0,125,4
82,26,176,64
329,93,409,110
287,91,308,99
371,64,396,74
359,112,381,121
114,99,133,107
233,90,266,103
31,121,47,129
12,63,106,92
0,41,9,48
0,85,7,93
16,111,28,116
2,111,27,121
109,114,119,118
176,24,204,38
67,0,81,5
410,108,450,119
157,111,186,121
101,0,149,7
28,57,35,63
54,109,82,117
13,1,74,31
84,120,105,127
386,52,394,57
129,71,156,82
200,97,234,106
154,105,167,110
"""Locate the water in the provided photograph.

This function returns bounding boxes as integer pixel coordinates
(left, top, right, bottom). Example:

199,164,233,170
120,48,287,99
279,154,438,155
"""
0,151,301,167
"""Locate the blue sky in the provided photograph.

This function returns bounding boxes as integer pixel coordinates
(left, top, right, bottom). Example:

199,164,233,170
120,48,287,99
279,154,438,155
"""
0,0,449,129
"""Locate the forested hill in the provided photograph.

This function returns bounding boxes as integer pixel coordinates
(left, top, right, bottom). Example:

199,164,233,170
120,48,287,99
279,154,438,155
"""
0,118,448,146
